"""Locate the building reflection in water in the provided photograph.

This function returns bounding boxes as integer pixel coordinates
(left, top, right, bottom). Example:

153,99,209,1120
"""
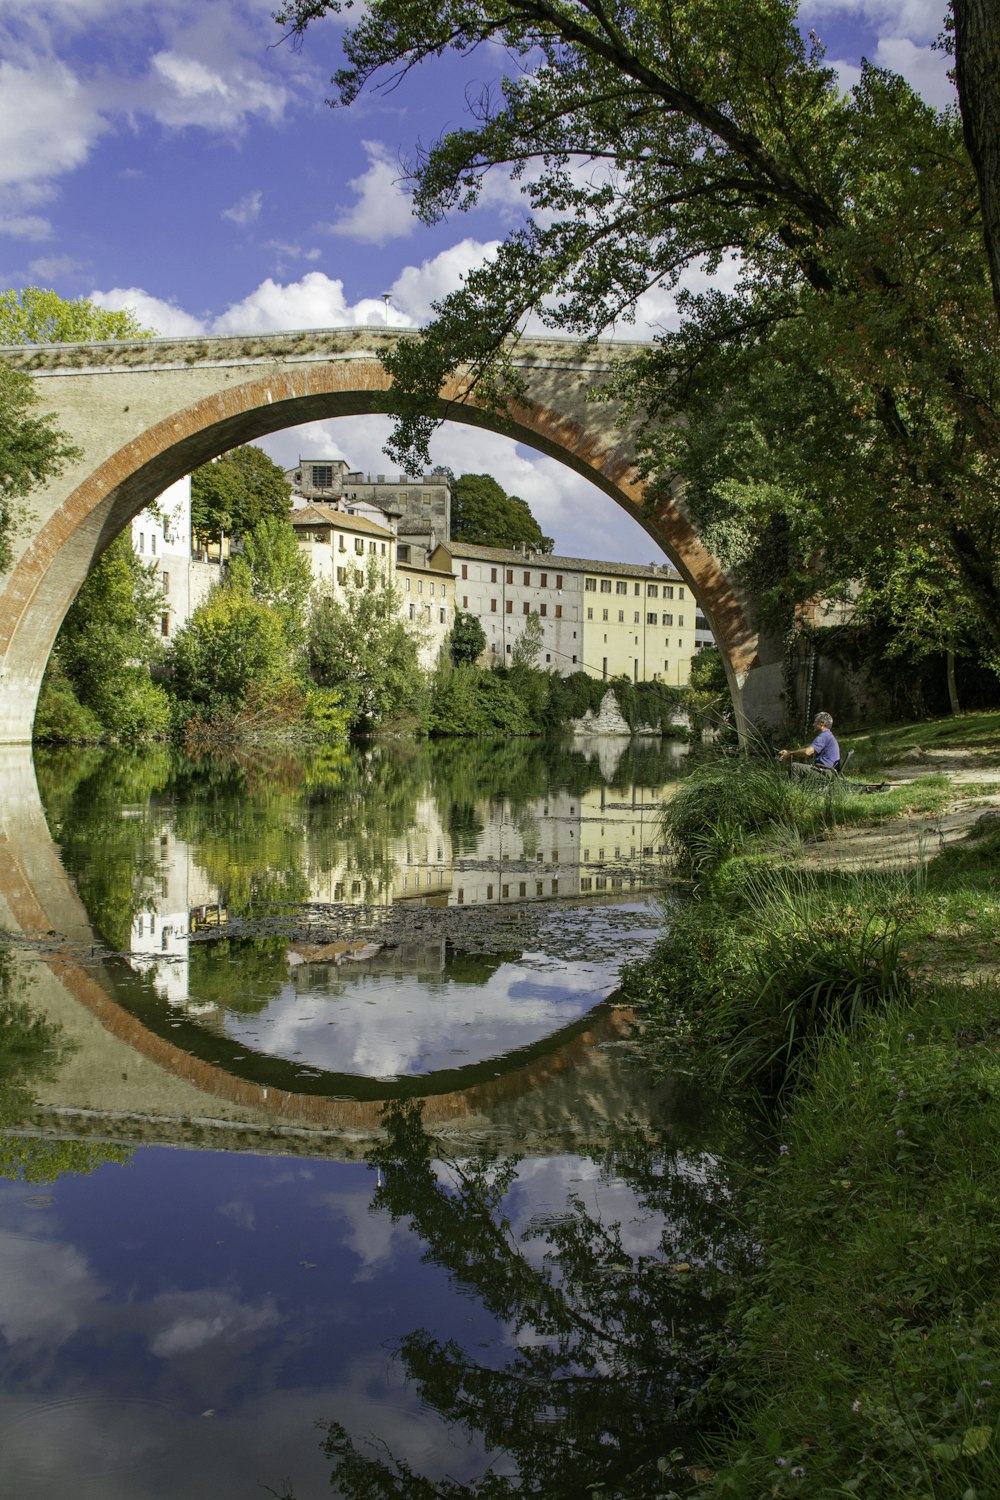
125,777,674,1015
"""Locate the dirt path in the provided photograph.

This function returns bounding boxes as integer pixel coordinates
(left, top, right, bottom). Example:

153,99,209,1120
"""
799,753,1000,871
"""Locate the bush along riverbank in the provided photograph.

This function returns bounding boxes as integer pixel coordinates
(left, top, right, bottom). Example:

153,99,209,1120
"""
620,751,1000,1498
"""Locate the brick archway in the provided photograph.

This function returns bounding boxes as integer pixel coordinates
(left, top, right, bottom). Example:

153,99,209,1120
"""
0,330,780,740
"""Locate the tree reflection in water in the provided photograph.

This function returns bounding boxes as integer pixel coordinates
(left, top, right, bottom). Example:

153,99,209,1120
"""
317,1100,745,1499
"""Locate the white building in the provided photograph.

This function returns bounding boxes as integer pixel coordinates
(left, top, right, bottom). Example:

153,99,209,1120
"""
130,475,218,640
291,502,454,670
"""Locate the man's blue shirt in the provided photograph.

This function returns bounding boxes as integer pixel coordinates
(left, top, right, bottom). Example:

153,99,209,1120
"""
810,727,840,769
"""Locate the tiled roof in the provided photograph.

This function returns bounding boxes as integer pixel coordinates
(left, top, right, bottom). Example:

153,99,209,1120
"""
291,504,395,539
434,539,682,580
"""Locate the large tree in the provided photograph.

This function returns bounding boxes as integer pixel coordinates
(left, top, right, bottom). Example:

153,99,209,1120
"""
190,445,293,545
953,0,1000,323
277,0,1000,665
308,559,425,732
39,533,170,739
452,472,553,551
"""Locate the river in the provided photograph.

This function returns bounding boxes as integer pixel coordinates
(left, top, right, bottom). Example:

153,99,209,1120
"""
0,735,749,1498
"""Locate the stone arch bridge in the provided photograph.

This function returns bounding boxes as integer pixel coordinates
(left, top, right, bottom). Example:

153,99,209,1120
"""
0,326,784,742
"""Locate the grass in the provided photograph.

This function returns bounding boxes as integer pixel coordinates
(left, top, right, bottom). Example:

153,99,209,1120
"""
622,736,1000,1497
661,756,955,879
842,707,1000,770
692,977,1000,1500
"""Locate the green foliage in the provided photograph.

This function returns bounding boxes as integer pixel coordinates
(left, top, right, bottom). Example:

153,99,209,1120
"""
40,533,170,741
226,513,313,651
451,473,553,552
428,660,536,736
449,608,487,665
542,670,610,725
688,646,727,694
279,0,1000,666
308,558,427,734
692,977,1000,1499
627,864,917,1091
510,608,543,671
0,287,152,343
303,685,351,741
32,658,103,742
169,586,300,716
0,361,79,572
190,444,292,545
661,758,840,875
0,1136,132,1182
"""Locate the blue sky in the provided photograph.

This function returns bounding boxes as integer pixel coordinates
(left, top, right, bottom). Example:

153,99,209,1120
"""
0,0,954,562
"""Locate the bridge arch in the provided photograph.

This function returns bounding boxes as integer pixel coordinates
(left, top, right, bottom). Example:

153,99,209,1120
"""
0,329,782,741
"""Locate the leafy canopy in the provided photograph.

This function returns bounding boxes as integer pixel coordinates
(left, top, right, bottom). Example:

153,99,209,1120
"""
278,0,1000,664
45,533,170,739
309,556,426,732
0,288,151,344
191,445,293,544
451,472,553,552
450,608,487,664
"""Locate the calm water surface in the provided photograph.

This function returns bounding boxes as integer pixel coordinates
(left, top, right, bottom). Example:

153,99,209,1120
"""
0,736,750,1498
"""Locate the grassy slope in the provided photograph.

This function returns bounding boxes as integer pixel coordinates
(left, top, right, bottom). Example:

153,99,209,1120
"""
626,719,1000,1498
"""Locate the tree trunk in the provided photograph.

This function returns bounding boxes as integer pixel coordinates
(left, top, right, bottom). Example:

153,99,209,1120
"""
954,0,1000,326
946,650,961,716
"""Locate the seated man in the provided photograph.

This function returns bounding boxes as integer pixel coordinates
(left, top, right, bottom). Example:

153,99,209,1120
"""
779,711,841,779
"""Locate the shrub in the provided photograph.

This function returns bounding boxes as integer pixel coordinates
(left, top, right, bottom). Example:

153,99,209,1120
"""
662,757,841,874
32,661,102,742
628,866,917,1092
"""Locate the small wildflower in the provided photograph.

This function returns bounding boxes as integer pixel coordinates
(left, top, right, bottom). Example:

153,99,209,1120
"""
896,1129,905,1137
975,1399,985,1409
897,1088,906,1099
980,1379,993,1388
779,1144,790,1156
907,1033,915,1042
791,1466,806,1479
852,1399,862,1412
775,1457,787,1467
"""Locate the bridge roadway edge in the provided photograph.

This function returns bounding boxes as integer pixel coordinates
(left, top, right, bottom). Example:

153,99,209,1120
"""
0,328,783,740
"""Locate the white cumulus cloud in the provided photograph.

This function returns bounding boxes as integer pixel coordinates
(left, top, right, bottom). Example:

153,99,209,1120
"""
210,271,411,334
90,286,207,335
0,212,52,239
390,238,501,324
148,50,287,131
873,36,954,108
0,60,107,189
326,140,417,245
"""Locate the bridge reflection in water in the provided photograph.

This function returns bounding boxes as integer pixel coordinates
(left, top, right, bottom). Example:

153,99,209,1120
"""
0,740,686,1159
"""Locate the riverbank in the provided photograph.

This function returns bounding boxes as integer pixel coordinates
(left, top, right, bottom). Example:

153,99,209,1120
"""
621,712,1000,1497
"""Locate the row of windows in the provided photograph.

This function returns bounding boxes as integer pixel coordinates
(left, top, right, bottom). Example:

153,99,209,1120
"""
336,536,388,556
586,607,686,626
404,577,442,596
584,577,686,599
462,566,567,588
408,603,448,623
489,599,565,617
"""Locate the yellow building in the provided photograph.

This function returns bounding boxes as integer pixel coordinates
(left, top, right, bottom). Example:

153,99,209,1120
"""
432,541,700,685
579,561,698,686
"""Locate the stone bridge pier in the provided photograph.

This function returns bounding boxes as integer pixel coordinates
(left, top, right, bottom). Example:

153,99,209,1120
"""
0,327,786,741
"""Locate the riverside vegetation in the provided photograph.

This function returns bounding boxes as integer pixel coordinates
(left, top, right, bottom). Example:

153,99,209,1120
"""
620,712,1000,1497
